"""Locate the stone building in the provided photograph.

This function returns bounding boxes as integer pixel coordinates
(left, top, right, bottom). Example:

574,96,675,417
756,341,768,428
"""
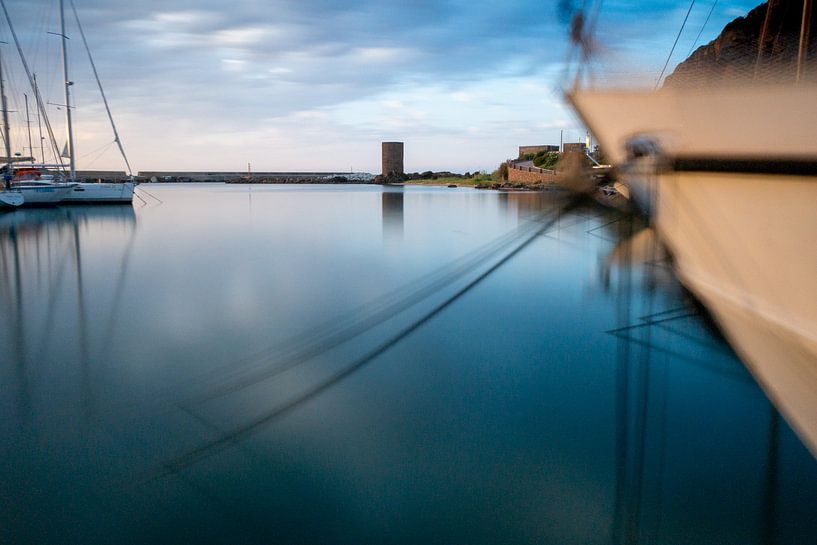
381,142,404,176
518,145,559,156
562,143,587,154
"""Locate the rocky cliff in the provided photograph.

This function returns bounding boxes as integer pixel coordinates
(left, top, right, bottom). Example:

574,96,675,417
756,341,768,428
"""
665,0,816,86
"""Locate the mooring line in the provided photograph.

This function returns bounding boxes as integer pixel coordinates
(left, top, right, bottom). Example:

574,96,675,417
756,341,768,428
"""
140,199,579,482
136,186,163,204
104,203,565,421
181,210,558,408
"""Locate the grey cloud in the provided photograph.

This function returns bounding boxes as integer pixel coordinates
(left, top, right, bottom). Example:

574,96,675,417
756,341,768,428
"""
2,0,567,125
6,0,697,171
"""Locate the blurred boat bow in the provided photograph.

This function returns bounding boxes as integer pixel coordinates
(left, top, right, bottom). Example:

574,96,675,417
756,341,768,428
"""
568,84,817,456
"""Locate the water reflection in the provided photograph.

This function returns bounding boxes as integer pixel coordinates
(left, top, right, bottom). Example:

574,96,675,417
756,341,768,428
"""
601,214,813,544
0,186,814,545
0,205,136,421
381,187,404,239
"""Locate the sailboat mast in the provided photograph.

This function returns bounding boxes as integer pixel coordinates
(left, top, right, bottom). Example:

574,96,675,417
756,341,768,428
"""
24,94,33,164
0,47,11,172
34,74,45,164
0,0,66,172
59,0,76,180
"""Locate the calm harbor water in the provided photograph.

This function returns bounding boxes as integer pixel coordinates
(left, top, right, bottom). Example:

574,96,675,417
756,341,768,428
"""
0,183,815,544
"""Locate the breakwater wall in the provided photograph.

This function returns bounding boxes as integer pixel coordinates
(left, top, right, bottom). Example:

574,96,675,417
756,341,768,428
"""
506,160,558,185
138,172,375,183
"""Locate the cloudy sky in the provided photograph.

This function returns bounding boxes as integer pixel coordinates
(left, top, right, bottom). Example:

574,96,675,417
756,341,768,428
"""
0,0,758,173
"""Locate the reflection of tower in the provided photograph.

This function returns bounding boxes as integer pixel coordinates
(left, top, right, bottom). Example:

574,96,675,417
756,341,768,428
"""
381,188,404,240
381,142,404,176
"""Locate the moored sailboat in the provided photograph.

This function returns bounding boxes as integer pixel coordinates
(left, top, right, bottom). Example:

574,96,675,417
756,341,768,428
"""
56,0,134,203
0,0,135,205
567,1,817,455
7,167,75,205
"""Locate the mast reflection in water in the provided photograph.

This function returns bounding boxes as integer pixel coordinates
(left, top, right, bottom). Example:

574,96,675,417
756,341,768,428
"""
0,184,814,545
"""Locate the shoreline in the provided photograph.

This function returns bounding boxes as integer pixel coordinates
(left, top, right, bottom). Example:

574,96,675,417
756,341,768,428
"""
142,179,562,191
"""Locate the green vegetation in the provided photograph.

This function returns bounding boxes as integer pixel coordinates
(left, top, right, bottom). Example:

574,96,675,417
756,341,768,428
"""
532,151,560,169
497,162,509,182
407,172,496,186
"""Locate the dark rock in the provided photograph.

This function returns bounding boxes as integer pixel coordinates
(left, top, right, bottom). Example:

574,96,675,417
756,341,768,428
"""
665,1,817,87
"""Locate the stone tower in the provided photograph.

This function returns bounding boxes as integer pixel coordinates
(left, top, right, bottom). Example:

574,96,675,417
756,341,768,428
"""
381,142,404,176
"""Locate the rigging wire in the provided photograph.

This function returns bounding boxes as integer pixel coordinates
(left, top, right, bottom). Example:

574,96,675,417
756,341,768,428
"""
655,0,697,89
70,0,133,177
77,138,114,159
0,0,66,173
83,141,114,168
3,2,52,159
135,186,163,203
687,0,718,57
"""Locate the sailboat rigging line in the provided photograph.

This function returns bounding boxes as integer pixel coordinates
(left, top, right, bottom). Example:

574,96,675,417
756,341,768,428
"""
24,94,33,163
608,328,752,384
796,0,813,83
58,0,76,181
636,305,690,321
69,0,133,176
605,312,695,334
83,142,113,168
655,0,697,90
0,45,11,167
34,74,46,164
585,215,625,235
77,139,114,159
687,0,718,57
132,189,147,206
0,0,66,173
652,319,735,356
135,187,163,203
181,205,565,409
142,199,580,481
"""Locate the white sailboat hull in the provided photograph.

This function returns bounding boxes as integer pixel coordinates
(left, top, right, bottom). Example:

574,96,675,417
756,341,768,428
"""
15,185,73,205
64,182,134,203
0,191,23,208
